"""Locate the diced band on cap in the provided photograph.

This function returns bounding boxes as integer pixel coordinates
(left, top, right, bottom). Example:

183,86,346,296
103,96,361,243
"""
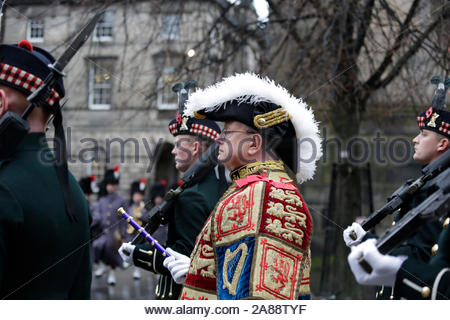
0,63,61,107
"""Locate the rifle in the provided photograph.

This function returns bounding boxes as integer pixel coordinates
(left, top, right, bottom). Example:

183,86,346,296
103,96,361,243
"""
358,167,450,273
350,149,450,239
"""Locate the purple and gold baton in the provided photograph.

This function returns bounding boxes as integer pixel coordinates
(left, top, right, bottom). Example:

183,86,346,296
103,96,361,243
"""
117,207,171,257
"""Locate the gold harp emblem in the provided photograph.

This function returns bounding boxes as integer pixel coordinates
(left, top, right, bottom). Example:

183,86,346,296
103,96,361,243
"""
222,243,249,295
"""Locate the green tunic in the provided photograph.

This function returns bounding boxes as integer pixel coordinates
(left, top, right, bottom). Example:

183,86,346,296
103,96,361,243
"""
0,133,92,299
394,215,449,299
133,168,223,299
371,177,442,299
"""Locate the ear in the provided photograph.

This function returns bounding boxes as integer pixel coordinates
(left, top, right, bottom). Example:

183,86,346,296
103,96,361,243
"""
247,133,263,156
192,139,201,157
438,137,449,152
0,89,8,117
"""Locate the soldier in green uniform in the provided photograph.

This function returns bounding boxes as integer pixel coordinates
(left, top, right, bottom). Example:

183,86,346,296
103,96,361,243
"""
118,112,225,299
0,41,91,299
347,76,450,299
348,217,449,299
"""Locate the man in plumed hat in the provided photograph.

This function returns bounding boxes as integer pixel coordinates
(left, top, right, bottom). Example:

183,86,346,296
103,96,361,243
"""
92,166,128,285
0,41,91,299
164,73,322,300
347,76,450,299
119,107,225,299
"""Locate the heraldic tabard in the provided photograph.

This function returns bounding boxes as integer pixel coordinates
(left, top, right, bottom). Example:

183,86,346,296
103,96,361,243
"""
180,160,312,300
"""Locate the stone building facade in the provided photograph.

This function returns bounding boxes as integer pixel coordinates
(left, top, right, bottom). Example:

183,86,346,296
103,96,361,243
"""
2,0,257,197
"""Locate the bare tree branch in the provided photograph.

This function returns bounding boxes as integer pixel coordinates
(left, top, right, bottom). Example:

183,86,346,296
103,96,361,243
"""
365,0,421,89
353,0,375,57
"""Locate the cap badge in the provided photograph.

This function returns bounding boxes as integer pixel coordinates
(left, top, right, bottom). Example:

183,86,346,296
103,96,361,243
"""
427,112,439,128
181,117,189,130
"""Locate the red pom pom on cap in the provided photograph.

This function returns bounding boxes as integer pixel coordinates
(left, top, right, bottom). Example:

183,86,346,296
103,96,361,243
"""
139,178,147,191
113,165,120,179
177,180,183,187
160,179,167,186
18,40,34,52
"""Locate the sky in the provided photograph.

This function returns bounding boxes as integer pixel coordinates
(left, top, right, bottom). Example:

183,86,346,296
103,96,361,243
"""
253,0,269,20
228,0,269,20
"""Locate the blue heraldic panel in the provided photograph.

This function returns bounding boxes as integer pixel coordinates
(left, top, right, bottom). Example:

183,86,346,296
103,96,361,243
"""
216,237,255,299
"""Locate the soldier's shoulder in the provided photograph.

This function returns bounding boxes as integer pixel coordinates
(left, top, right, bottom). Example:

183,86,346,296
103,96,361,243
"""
0,158,13,177
0,158,26,188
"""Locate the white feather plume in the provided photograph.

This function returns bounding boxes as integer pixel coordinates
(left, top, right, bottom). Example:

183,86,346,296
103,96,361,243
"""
184,73,322,183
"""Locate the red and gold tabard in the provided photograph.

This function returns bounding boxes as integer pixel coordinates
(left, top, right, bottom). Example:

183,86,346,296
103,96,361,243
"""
180,160,312,300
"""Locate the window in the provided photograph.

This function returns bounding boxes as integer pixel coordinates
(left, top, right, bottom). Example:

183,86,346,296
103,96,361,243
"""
161,14,181,40
27,20,44,43
157,67,178,110
94,12,114,42
88,59,114,110
83,147,106,190
86,151,106,179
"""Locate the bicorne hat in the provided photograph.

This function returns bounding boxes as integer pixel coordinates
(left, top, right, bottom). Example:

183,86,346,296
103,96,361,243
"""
184,73,322,183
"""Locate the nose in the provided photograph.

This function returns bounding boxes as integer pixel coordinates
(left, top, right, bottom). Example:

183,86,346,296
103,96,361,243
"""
171,146,177,155
412,135,419,144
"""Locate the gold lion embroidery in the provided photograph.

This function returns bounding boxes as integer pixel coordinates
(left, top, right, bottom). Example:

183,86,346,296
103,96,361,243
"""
222,243,248,295
189,244,215,278
265,218,304,245
266,202,307,227
268,187,303,208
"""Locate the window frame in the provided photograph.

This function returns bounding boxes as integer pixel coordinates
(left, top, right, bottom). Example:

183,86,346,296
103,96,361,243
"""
160,14,181,41
93,11,114,42
156,66,178,110
26,19,44,43
88,61,113,110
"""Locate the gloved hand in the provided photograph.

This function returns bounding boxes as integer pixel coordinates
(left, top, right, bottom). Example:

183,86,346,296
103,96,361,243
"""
347,239,407,287
343,222,367,247
163,248,191,284
118,242,136,266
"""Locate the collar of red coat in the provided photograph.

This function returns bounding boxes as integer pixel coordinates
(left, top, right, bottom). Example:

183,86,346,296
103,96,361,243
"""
235,172,296,190
230,160,285,181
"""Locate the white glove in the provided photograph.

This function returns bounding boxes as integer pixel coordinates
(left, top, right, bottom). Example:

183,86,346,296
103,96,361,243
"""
347,239,407,286
343,222,367,247
118,242,136,265
163,248,191,284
